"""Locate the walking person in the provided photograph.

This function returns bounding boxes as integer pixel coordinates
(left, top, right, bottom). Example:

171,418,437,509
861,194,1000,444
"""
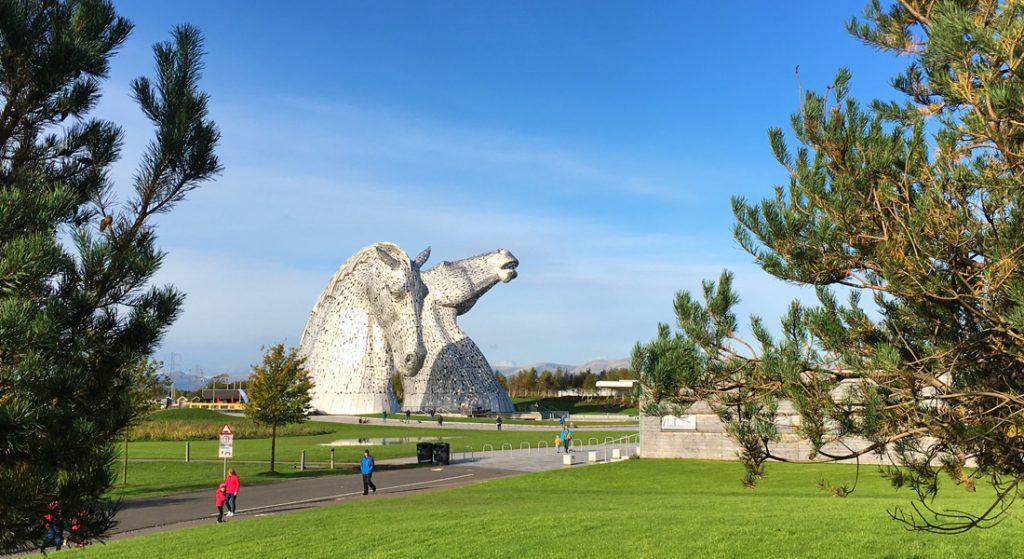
225,468,240,517
215,483,228,523
361,449,377,495
437,414,443,426
496,415,503,431
560,426,572,454
405,409,411,424
554,433,562,453
382,410,388,423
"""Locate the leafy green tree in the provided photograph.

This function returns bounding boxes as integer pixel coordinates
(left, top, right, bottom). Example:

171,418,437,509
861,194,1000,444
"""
538,370,556,396
245,344,313,473
0,0,220,551
637,0,1024,533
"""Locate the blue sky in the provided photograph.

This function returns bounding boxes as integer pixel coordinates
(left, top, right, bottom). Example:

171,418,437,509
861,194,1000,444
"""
95,1,908,375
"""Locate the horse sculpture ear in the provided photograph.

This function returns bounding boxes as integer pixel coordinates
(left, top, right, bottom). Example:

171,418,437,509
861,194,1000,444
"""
375,247,402,270
413,246,431,269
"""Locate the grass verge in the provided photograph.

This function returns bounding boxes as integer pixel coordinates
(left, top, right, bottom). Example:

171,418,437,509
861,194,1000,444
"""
114,420,632,498
81,459,1023,558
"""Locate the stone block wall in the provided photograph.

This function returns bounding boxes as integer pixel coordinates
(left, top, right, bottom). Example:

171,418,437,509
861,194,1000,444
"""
640,401,895,465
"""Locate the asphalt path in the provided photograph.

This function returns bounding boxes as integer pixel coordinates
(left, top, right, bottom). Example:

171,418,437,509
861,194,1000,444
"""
110,462,517,541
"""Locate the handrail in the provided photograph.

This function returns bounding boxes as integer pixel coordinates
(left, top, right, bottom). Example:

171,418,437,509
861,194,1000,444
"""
502,443,513,455
482,444,494,454
462,445,474,461
602,433,640,461
520,442,531,454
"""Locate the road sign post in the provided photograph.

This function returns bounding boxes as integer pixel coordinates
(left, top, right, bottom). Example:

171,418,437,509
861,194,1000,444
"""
219,424,233,478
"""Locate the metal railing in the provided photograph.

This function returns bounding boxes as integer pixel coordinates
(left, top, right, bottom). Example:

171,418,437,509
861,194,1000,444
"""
446,434,640,464
602,433,640,462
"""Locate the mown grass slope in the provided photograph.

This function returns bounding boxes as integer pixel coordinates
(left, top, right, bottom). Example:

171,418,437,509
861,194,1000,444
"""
85,459,1024,558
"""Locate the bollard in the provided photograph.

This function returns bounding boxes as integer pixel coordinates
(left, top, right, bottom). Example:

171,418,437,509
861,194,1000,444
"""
300,449,306,471
330,448,335,470
185,441,190,463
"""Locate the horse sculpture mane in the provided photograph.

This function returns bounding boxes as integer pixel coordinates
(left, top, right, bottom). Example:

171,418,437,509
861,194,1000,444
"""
299,242,428,415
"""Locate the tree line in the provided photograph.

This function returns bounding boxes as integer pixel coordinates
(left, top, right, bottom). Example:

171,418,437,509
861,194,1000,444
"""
503,367,636,398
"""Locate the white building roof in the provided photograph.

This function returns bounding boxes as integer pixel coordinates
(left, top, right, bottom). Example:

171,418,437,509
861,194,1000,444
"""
595,380,637,389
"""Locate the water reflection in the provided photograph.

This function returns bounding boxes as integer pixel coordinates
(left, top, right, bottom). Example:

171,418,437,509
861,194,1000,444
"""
320,437,456,446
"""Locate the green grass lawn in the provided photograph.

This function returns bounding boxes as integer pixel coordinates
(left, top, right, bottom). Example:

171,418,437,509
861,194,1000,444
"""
513,396,639,416
78,459,1024,558
115,418,632,498
130,408,333,440
112,460,361,500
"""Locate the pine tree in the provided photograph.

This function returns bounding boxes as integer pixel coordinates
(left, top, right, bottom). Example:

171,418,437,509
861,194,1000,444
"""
245,344,313,473
637,0,1024,533
0,1,220,550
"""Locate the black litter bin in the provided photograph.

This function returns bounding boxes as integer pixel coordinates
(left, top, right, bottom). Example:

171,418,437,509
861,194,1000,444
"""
417,442,435,464
433,442,450,465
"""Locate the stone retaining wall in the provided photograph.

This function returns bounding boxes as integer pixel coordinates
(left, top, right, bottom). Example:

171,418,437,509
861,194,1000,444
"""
640,401,894,465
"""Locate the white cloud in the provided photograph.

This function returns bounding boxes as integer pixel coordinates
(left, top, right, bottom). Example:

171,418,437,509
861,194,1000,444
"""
91,91,816,373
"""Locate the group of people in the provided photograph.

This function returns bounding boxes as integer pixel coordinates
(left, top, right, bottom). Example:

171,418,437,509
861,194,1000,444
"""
41,501,87,552
214,468,241,523
379,409,441,425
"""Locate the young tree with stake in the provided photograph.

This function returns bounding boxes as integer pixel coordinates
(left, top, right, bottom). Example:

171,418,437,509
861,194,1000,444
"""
245,344,313,473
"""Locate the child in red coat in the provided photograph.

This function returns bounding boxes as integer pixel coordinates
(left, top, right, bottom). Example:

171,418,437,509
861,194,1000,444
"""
215,483,228,523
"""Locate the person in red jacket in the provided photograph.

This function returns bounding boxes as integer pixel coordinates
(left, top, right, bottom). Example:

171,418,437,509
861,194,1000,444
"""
215,483,228,523
224,468,240,517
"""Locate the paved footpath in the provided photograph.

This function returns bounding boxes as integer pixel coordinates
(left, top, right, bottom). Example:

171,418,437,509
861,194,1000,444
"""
108,442,638,542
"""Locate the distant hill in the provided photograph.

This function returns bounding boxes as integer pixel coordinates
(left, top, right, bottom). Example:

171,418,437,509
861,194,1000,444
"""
492,358,631,376
161,370,206,391
493,362,574,376
572,358,631,373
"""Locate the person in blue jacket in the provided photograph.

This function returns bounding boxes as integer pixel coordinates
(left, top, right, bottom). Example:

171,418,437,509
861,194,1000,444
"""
361,449,377,495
